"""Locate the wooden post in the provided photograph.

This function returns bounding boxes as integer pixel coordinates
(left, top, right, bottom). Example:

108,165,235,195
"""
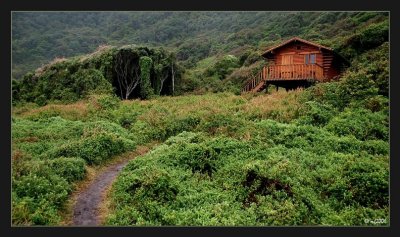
312,64,314,79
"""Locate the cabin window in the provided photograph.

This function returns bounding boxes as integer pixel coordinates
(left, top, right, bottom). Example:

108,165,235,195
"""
282,55,293,65
305,54,316,64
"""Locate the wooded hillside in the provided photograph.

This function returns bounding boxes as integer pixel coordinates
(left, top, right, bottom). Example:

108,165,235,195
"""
12,12,388,80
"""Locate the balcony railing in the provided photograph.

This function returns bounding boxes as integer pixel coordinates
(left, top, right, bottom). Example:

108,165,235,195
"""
262,64,324,81
242,64,325,93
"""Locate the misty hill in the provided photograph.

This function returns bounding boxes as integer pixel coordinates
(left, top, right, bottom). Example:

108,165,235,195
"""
12,12,388,79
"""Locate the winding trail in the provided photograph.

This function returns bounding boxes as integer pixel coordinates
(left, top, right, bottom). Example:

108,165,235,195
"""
71,146,151,226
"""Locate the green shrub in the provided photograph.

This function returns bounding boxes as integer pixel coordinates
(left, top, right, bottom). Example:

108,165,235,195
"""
243,52,263,66
325,108,388,141
301,82,344,109
107,130,388,226
297,101,337,126
12,195,62,225
164,116,201,139
29,200,61,225
207,55,240,80
199,113,244,136
171,142,219,176
71,68,113,97
320,156,388,210
164,131,206,145
13,173,70,208
46,157,86,183
362,95,389,113
95,94,120,110
46,131,132,165
345,160,388,208
15,157,86,184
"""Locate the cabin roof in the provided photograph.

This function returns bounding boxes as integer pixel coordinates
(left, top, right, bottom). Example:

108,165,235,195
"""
261,37,333,57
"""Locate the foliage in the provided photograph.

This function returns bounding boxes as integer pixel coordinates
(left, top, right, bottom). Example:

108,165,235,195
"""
13,45,179,104
12,80,389,225
325,108,388,141
12,12,388,95
296,101,337,127
71,68,113,96
206,55,240,80
106,127,388,226
139,56,154,99
11,115,136,225
336,20,389,60
11,11,389,226
12,173,70,225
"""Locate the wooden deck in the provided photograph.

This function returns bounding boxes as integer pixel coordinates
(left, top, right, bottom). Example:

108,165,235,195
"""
242,64,324,93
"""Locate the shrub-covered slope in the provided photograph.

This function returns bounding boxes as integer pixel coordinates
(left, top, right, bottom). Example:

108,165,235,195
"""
103,36,389,226
107,128,388,226
11,11,389,226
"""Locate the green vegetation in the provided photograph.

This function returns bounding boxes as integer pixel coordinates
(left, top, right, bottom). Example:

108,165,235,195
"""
103,42,389,225
12,12,388,93
12,45,179,105
106,129,387,226
139,56,154,99
11,12,389,226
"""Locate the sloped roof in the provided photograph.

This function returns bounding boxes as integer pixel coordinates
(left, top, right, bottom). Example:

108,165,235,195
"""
261,37,333,57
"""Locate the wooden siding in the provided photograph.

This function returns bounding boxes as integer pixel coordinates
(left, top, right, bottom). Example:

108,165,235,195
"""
263,41,343,81
272,41,323,67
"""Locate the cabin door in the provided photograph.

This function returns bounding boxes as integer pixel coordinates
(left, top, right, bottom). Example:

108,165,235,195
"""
281,55,293,78
282,55,293,65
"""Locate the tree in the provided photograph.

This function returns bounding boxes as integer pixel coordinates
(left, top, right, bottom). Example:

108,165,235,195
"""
114,49,141,100
154,52,177,95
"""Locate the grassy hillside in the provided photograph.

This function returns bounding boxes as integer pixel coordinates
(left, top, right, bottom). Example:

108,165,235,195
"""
11,89,389,225
12,41,389,224
11,11,389,226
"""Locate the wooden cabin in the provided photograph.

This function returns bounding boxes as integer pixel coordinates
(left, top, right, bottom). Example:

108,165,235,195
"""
242,37,348,93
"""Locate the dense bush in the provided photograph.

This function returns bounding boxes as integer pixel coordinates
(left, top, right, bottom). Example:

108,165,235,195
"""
12,173,71,225
45,132,131,165
337,20,389,59
12,84,389,226
46,157,87,183
208,55,240,80
11,114,136,225
13,60,114,105
325,108,388,141
297,101,337,126
71,68,113,96
13,173,70,208
13,45,179,104
106,125,388,226
15,157,86,184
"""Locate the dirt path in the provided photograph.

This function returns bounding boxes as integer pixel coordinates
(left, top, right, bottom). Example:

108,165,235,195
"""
71,146,152,226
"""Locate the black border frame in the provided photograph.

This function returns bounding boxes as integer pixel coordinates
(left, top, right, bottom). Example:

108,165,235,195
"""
2,1,399,237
